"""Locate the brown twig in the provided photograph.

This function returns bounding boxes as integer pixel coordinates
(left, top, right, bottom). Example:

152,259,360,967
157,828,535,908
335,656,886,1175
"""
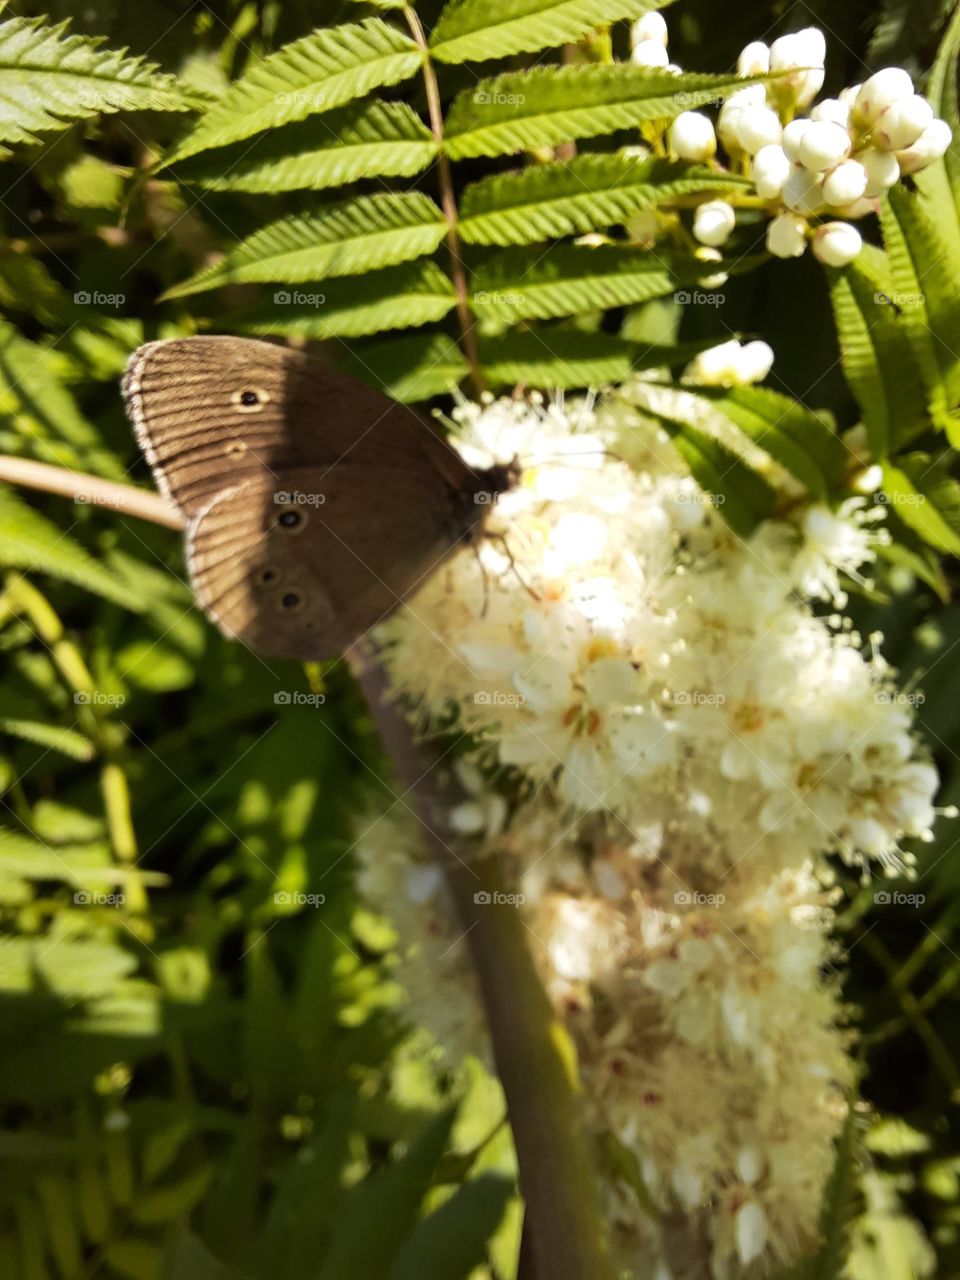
403,6,485,397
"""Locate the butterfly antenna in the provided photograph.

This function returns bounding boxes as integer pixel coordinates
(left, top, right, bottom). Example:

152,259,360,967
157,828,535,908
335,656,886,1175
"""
491,533,541,602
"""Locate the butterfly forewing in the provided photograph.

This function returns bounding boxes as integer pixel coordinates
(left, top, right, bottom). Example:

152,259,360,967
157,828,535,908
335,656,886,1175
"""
123,336,504,660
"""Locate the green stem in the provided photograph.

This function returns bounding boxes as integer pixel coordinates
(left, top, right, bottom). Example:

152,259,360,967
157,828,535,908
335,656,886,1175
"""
347,638,613,1280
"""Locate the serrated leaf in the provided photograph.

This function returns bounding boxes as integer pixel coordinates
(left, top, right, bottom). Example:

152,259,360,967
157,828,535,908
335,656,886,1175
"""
0,11,190,154
0,935,137,997
163,193,448,299
169,100,436,194
445,65,771,159
631,388,779,535
917,2,960,274
882,455,960,557
0,488,143,610
231,262,457,341
478,327,719,390
473,244,675,331
0,718,95,762
339,332,470,401
430,0,669,64
459,153,750,245
166,18,421,164
880,188,960,432
0,321,121,475
698,385,849,498
829,264,927,458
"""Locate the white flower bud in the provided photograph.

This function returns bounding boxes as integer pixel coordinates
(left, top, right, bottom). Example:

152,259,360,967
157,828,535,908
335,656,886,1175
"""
859,148,900,195
874,94,935,151
693,199,736,247
688,340,742,385
798,120,853,171
896,118,953,174
811,98,852,129
840,83,863,108
736,1202,768,1266
812,220,862,266
717,86,767,151
769,28,826,108
782,119,811,162
632,11,669,47
738,41,770,76
832,196,877,219
669,111,717,161
783,166,825,215
767,212,808,257
822,159,868,206
737,340,775,383
631,40,669,68
752,144,792,198
854,68,914,125
733,103,783,154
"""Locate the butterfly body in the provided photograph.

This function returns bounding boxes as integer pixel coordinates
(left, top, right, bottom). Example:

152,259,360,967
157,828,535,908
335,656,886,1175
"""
123,336,518,659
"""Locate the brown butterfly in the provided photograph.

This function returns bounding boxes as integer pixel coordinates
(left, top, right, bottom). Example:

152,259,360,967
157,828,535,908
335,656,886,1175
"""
123,336,519,660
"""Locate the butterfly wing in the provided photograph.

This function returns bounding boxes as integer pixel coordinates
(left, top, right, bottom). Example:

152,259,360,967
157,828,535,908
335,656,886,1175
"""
124,336,485,659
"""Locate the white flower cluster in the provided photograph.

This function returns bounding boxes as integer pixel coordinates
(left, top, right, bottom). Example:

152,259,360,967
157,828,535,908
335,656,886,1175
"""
359,388,942,1275
637,19,952,267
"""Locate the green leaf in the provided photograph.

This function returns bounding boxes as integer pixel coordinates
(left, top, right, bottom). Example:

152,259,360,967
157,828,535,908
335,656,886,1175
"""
315,1110,456,1280
430,0,669,64
881,455,960,557
339,332,470,401
444,65,771,159
386,1175,515,1280
698,385,849,498
917,2,960,273
478,327,719,390
0,719,96,762
165,19,421,164
0,322,121,475
473,244,675,331
168,100,436,194
459,153,750,245
879,188,960,433
163,194,448,299
632,390,779,536
0,11,190,154
0,488,143,610
828,263,927,458
231,262,457,341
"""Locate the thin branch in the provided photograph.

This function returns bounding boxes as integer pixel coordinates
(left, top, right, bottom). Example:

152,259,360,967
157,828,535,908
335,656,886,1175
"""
403,5,485,397
0,456,185,530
